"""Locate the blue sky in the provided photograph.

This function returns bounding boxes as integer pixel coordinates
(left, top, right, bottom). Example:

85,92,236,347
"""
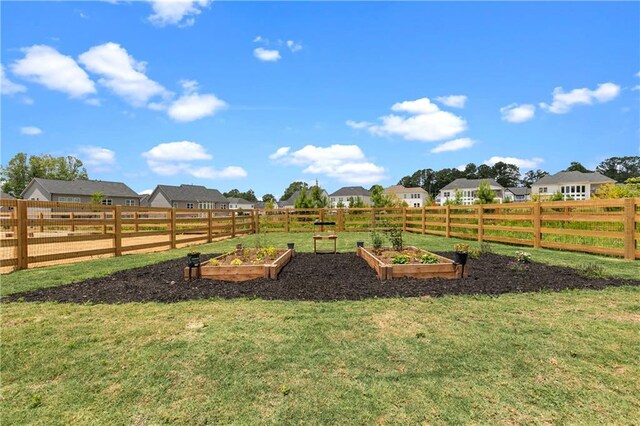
1,1,639,198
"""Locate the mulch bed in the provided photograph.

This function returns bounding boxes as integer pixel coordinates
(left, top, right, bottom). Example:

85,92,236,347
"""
3,252,638,304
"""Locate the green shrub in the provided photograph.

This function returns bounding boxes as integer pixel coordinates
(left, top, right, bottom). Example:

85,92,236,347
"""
578,263,606,279
454,243,470,253
371,230,384,248
468,246,482,259
515,250,531,263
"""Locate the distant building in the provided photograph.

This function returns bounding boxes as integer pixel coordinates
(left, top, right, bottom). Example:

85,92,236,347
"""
384,185,430,207
254,201,279,209
531,171,615,200
21,178,142,206
147,184,228,209
436,179,505,205
0,191,15,212
505,187,532,203
227,197,254,210
328,186,371,207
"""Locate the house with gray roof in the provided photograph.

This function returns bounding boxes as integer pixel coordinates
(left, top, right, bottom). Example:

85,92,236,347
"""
505,187,531,203
436,178,506,205
21,178,143,206
1,191,16,212
531,171,615,200
329,186,371,208
147,184,228,209
384,185,430,207
227,197,254,210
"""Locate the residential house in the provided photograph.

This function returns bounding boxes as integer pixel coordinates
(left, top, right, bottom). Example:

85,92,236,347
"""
531,171,615,200
505,187,532,203
254,201,278,210
384,185,430,208
139,194,151,207
280,188,330,209
147,184,228,209
328,186,371,208
21,178,143,206
0,191,15,212
436,179,506,205
227,197,255,210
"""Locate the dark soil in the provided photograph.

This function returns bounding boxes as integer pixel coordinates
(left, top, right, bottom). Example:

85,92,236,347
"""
3,253,638,304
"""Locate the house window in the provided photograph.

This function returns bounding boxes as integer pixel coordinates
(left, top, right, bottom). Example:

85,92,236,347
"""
102,199,113,206
221,204,227,209
413,203,420,207
125,199,136,206
198,202,214,210
173,202,179,208
186,203,194,209
443,192,450,197
58,196,81,203
538,187,547,193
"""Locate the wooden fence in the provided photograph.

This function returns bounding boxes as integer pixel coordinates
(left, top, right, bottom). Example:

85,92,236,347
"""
0,199,255,271
253,198,640,260
1,197,638,271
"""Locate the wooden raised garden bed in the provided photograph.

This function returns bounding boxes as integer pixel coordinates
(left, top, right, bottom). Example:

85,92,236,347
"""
184,247,294,282
357,246,467,280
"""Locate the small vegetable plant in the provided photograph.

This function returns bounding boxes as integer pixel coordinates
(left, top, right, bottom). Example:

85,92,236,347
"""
420,253,439,264
391,254,410,264
454,243,470,253
230,258,243,266
370,230,384,249
578,263,606,279
209,259,220,266
385,224,404,251
468,246,482,259
514,250,531,263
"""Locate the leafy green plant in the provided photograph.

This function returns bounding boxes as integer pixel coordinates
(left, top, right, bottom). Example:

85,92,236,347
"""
371,230,384,249
385,224,404,251
454,243,470,253
515,250,531,263
279,384,290,396
468,246,482,259
230,258,243,266
578,263,606,279
391,254,410,264
508,260,530,273
209,259,220,266
420,253,439,264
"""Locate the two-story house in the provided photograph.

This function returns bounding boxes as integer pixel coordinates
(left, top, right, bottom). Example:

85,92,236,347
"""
384,185,430,207
328,186,371,208
531,171,615,200
227,197,254,210
21,178,143,206
146,184,228,209
436,179,505,205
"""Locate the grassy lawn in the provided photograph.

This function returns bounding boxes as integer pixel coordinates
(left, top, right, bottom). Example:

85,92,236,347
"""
2,232,639,424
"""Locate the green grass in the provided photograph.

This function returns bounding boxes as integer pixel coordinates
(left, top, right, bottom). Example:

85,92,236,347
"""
1,231,638,296
3,289,640,424
2,232,640,423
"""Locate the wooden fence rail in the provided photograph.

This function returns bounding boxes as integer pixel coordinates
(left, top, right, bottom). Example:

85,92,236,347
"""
1,197,638,271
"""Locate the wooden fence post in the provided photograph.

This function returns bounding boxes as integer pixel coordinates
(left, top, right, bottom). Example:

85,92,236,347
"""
445,205,451,238
623,198,635,260
114,205,122,256
285,210,290,233
207,210,213,243
477,205,484,242
16,200,28,270
421,206,426,234
402,207,407,231
170,207,177,249
254,209,260,234
371,208,376,230
102,211,107,234
533,201,541,248
231,210,236,238
134,211,139,233
39,212,44,233
70,212,75,232
319,209,325,232
338,209,344,232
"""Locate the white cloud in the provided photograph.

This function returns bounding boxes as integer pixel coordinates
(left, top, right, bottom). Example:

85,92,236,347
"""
345,120,371,129
500,103,536,123
166,81,227,122
253,35,264,43
11,45,96,98
254,48,281,62
140,189,153,195
269,147,290,160
484,156,544,169
539,82,621,114
79,42,168,107
1,65,27,95
270,144,386,185
77,146,117,169
148,0,211,27
430,138,475,153
142,141,246,179
20,126,42,136
435,95,467,108
85,98,102,106
286,40,303,53
348,97,467,142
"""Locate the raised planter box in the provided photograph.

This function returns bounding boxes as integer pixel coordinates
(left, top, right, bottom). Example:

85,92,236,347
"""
184,249,294,282
357,246,466,280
